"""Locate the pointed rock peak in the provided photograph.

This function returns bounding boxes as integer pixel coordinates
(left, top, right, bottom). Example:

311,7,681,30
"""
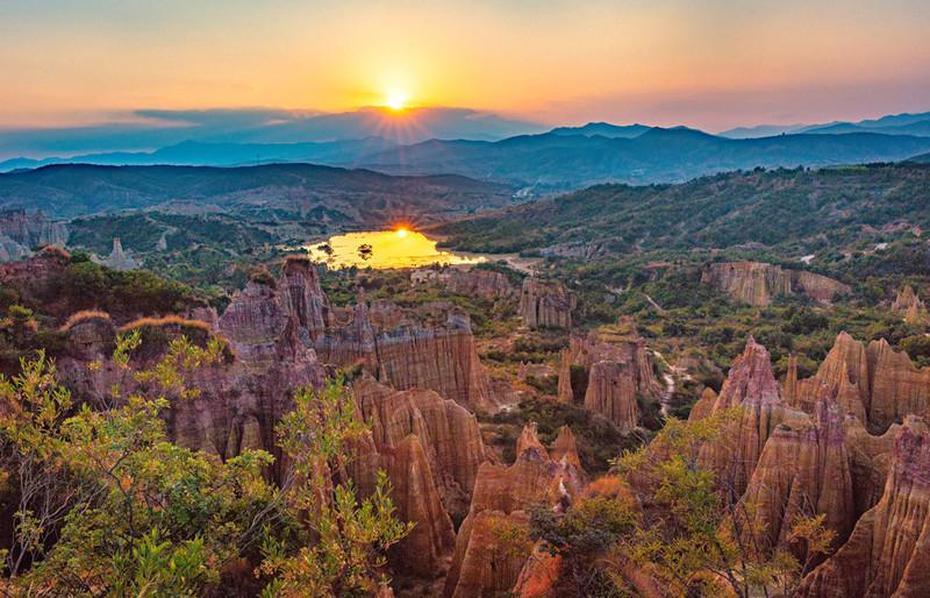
550,426,582,470
688,386,719,422
717,336,780,407
516,422,549,460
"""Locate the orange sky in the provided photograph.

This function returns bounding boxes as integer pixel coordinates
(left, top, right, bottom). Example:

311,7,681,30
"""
2,0,930,130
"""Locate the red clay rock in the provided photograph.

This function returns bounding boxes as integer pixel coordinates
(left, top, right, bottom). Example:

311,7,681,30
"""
738,399,855,557
701,261,849,306
444,424,583,597
799,418,930,597
519,278,575,329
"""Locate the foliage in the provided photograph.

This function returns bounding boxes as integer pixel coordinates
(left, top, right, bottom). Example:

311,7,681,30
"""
0,342,411,596
259,381,413,597
528,410,834,597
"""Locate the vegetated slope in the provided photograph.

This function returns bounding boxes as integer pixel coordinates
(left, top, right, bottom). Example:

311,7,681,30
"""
438,164,930,254
0,162,515,223
361,128,930,189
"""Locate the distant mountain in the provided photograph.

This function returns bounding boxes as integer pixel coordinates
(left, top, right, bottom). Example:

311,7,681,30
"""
907,151,930,163
358,128,930,189
718,124,808,139
0,107,543,160
549,122,652,138
0,138,399,172
802,117,930,137
0,163,516,225
722,111,930,139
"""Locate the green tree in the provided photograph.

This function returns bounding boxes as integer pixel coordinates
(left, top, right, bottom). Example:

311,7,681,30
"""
258,380,413,597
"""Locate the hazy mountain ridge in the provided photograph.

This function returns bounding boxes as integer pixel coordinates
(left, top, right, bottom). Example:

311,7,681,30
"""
0,162,515,224
361,128,930,189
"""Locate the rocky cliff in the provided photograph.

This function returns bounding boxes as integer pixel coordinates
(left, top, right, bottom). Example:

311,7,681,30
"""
444,424,583,597
519,278,575,329
788,332,930,433
892,285,929,325
799,418,930,597
701,262,850,306
442,268,517,301
0,209,68,262
738,398,856,558
352,376,488,520
318,301,499,413
219,258,500,413
567,330,662,431
693,336,792,496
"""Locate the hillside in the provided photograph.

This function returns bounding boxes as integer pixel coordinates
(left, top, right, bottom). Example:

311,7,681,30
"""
438,163,930,258
0,162,515,223
362,128,930,189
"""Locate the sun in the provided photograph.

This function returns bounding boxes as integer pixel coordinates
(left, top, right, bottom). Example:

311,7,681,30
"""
394,226,410,238
385,90,409,111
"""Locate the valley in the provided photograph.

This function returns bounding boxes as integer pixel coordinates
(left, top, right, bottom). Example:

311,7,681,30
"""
2,154,930,595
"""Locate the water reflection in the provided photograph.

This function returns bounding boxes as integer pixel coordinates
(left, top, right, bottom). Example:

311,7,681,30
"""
304,230,485,269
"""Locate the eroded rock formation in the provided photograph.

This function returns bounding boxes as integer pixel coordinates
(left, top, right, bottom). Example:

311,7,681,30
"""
352,376,488,520
443,268,517,301
92,237,141,271
738,398,856,557
0,209,68,262
693,336,793,496
519,278,575,329
789,332,930,433
701,262,850,306
567,330,662,431
892,285,929,325
444,424,583,597
799,418,930,597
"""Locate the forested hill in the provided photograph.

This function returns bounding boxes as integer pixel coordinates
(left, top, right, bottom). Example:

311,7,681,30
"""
0,162,514,223
437,164,930,256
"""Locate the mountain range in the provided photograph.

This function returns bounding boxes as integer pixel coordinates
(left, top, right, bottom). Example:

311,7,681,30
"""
0,163,514,225
5,109,930,195
720,110,930,139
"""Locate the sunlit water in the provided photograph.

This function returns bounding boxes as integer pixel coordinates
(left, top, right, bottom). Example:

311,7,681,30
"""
303,230,486,269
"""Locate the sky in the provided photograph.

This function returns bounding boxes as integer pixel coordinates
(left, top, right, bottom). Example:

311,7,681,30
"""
2,0,930,132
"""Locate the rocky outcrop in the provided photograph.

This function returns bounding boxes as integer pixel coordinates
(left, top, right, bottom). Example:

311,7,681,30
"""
738,399,855,558
92,237,140,271
866,338,930,432
379,435,456,577
0,209,68,262
570,331,662,431
798,418,930,597
584,360,640,431
701,262,850,306
549,425,583,471
892,285,928,325
278,256,330,341
319,301,499,413
695,337,793,496
444,424,583,597
556,349,573,403
352,377,488,520
444,268,517,301
519,278,575,329
787,332,930,433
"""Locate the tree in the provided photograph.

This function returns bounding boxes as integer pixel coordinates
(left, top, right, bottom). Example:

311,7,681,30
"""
258,380,413,597
528,409,828,597
0,336,277,595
